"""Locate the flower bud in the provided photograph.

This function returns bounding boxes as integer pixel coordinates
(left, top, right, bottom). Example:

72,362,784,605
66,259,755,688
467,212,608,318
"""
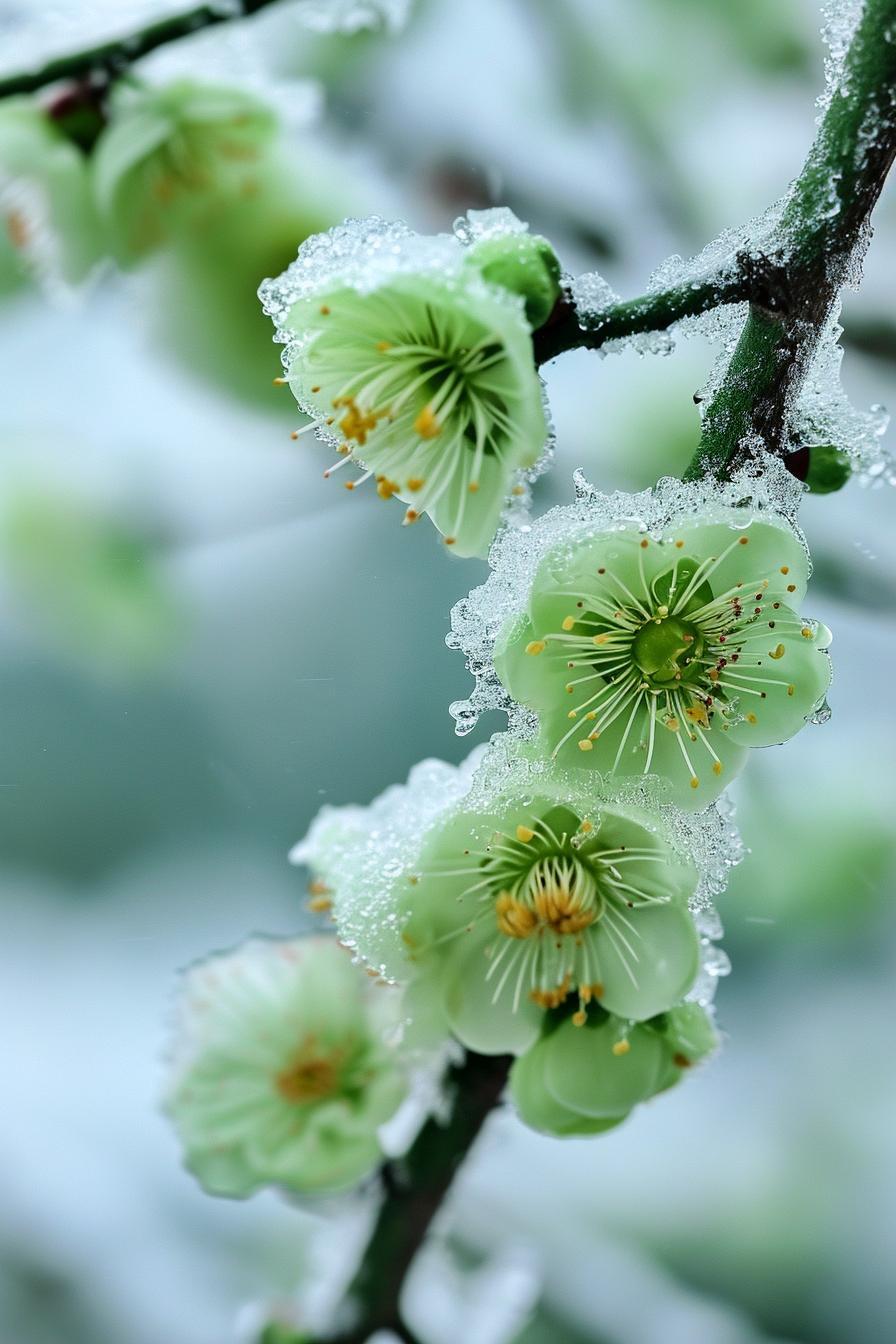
805,444,852,494
466,231,561,328
509,1002,718,1138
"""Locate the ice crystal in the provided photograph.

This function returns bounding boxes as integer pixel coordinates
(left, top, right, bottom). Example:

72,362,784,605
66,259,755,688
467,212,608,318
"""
294,0,412,34
818,0,865,115
793,305,893,485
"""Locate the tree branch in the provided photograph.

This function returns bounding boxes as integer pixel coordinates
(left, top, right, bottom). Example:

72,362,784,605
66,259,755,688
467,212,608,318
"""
687,0,896,479
533,268,751,366
296,1051,511,1344
0,0,288,99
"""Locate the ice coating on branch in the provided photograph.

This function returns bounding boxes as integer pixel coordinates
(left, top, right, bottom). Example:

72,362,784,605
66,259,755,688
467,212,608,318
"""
292,737,740,992
569,269,618,322
448,462,806,739
294,0,412,33
818,0,865,115
793,306,893,485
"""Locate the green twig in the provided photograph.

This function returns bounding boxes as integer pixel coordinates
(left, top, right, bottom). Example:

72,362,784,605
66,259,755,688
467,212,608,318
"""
0,0,288,99
687,0,896,479
533,268,751,365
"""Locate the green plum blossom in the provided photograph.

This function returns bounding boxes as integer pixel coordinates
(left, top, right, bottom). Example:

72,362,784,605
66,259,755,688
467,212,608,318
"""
293,740,734,1061
165,936,407,1198
452,471,832,808
510,1002,718,1137
259,213,551,557
92,80,278,265
0,99,100,291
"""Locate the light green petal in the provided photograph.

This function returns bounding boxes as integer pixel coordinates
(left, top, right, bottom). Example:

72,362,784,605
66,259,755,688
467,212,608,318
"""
493,613,560,711
592,809,698,903
593,899,700,1021
400,975,451,1049
526,531,665,636
544,1018,666,1118
427,449,512,559
285,272,546,559
660,1003,719,1064
251,1122,383,1194
541,695,749,810
668,516,810,604
725,614,832,748
510,1038,626,1137
439,928,542,1055
93,80,277,264
184,1144,260,1198
407,807,511,947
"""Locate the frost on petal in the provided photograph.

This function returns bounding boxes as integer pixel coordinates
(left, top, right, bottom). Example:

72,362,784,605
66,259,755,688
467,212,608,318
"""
292,748,489,981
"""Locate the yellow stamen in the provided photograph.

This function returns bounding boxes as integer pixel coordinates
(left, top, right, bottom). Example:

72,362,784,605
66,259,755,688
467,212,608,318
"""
526,640,546,655
414,405,441,439
516,825,535,843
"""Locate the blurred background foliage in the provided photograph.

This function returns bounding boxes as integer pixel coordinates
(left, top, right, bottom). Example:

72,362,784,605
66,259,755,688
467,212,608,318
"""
1,1,895,1342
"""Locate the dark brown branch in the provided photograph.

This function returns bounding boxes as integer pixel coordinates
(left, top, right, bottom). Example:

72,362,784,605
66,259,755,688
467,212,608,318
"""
320,1051,512,1344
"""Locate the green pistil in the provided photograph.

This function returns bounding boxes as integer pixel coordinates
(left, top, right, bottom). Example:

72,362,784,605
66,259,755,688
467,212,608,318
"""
632,614,706,689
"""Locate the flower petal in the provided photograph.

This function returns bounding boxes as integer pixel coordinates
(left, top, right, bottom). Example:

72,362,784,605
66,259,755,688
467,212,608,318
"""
543,1017,666,1118
510,1037,626,1136
725,614,832,747
439,927,542,1055
541,696,750,810
593,899,700,1021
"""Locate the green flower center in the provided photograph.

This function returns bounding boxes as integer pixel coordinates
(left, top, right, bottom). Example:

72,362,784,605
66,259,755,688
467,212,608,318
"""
632,614,705,688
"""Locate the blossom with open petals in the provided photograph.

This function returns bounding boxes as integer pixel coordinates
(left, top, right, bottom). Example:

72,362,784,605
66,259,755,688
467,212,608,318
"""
165,936,406,1197
294,742,733,1057
259,214,552,556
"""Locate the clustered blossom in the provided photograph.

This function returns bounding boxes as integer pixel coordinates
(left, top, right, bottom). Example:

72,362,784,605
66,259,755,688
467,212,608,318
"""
259,211,555,557
295,740,733,1135
163,205,837,1188
165,937,407,1197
